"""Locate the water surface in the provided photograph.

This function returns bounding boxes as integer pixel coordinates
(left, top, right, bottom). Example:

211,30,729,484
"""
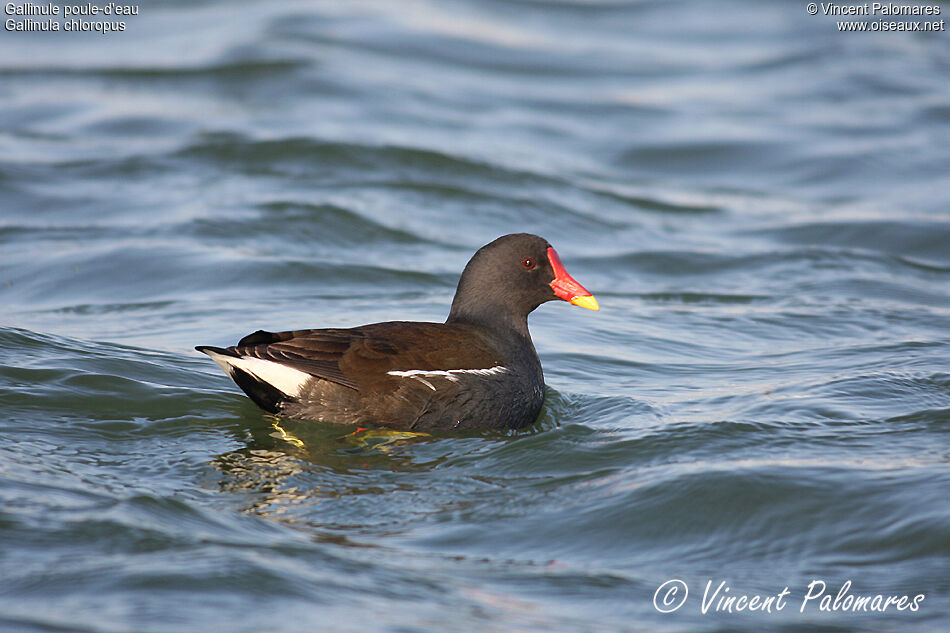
1,1,949,632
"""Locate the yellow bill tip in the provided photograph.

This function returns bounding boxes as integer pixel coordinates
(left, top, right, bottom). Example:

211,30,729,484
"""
570,294,600,311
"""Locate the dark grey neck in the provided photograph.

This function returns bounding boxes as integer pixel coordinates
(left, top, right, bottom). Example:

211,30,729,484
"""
446,302,532,342
446,304,543,382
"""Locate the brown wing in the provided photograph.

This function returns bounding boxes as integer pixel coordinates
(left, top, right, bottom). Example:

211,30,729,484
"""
228,321,504,392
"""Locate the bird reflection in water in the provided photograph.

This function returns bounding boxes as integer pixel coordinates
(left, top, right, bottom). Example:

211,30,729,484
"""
210,415,432,523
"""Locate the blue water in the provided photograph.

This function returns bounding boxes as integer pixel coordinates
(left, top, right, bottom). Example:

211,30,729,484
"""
1,1,949,632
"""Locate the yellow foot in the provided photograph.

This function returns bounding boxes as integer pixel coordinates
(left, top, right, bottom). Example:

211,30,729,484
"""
269,419,305,448
341,427,430,451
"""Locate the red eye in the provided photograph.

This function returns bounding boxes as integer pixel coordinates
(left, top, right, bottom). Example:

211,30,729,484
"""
522,257,535,269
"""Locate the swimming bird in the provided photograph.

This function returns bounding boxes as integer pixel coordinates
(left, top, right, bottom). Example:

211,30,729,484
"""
196,233,598,430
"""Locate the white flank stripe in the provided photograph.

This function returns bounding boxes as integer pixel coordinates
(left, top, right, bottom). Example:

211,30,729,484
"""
387,365,509,391
204,350,310,397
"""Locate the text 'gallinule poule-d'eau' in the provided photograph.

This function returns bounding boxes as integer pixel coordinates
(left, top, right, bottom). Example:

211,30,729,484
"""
196,233,598,431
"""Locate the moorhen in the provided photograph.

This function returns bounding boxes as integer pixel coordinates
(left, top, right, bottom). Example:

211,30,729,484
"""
196,233,598,430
